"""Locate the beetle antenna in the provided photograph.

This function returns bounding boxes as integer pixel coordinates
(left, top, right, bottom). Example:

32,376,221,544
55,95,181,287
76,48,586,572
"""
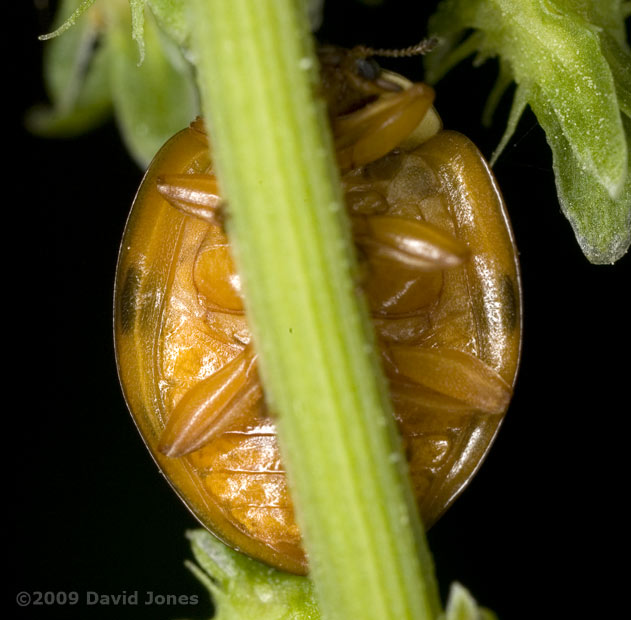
355,37,439,59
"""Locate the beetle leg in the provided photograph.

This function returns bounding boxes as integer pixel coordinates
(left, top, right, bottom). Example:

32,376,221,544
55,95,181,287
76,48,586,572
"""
158,345,261,457
334,82,434,171
355,215,469,271
193,228,244,312
387,345,512,415
389,378,477,418
345,185,390,215
353,215,469,317
157,173,223,224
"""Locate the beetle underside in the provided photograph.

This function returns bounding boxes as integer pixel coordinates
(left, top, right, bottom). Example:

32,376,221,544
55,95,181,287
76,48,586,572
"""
114,49,521,574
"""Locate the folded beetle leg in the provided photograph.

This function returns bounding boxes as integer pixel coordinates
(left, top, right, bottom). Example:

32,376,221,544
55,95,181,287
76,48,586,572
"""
355,215,469,272
334,82,435,171
158,345,261,458
157,173,223,225
387,345,512,416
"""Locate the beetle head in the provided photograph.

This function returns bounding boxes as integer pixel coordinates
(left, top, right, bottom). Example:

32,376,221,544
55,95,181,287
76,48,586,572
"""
318,39,438,119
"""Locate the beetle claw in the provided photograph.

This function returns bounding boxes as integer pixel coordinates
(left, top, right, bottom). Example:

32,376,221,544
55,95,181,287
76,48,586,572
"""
157,173,223,224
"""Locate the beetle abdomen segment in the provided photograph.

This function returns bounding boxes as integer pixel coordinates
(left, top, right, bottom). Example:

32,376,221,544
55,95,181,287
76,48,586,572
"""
190,425,302,555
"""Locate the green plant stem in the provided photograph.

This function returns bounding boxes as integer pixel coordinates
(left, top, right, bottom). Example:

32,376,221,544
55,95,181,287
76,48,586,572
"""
187,1,440,618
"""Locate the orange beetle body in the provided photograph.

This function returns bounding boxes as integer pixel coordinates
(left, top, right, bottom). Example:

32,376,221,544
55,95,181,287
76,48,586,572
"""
114,48,521,575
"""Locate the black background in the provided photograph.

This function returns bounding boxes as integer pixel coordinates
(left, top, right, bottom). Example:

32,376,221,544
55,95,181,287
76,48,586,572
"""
16,1,630,619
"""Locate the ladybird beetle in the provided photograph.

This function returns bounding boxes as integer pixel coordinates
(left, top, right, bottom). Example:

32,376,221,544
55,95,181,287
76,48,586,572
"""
114,46,522,575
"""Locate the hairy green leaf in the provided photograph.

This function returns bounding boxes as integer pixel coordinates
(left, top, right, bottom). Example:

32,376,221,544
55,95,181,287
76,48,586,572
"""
427,0,630,263
186,530,320,620
38,0,97,41
532,89,631,263
147,0,190,47
128,0,147,63
28,0,111,135
108,5,198,167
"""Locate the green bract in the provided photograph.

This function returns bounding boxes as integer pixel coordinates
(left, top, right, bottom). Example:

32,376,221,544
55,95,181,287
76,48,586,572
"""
108,5,198,166
30,0,328,167
28,0,110,137
145,0,190,49
439,583,498,620
30,0,198,167
426,0,631,264
186,530,320,620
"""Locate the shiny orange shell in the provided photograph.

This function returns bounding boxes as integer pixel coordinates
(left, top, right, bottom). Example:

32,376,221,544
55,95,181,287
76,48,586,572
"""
114,52,521,575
